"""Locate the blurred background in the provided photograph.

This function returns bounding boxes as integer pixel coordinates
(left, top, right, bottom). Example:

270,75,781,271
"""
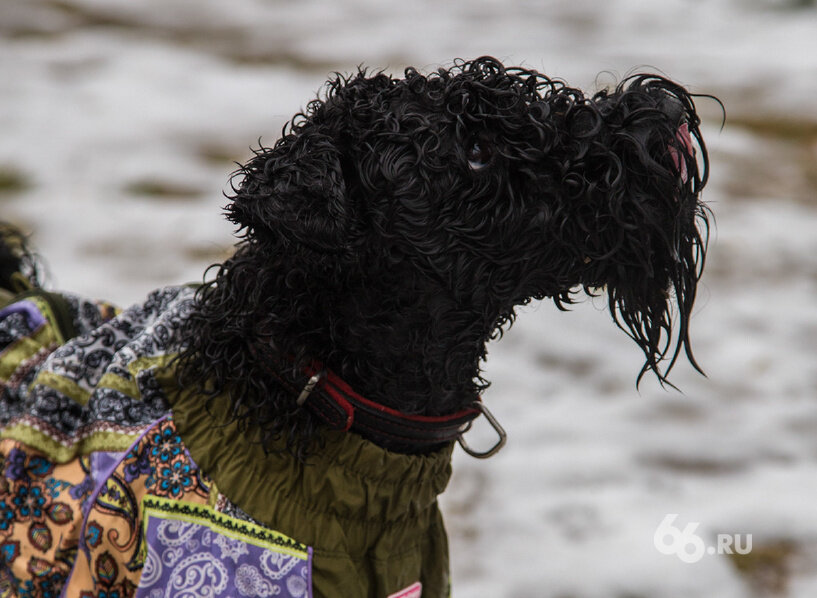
2,0,817,596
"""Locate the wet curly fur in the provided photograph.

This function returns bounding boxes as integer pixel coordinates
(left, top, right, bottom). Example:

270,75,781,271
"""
176,56,712,456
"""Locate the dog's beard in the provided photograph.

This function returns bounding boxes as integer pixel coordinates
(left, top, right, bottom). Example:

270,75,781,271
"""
531,75,712,384
578,160,709,385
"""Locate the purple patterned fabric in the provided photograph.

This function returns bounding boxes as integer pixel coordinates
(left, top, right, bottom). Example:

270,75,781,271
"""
136,500,312,598
0,300,47,331
90,451,123,483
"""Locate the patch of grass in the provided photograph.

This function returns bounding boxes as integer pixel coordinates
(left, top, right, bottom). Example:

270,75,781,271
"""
223,50,345,72
44,0,138,29
640,454,746,475
196,144,246,167
0,166,30,194
729,115,817,143
720,114,817,205
182,244,232,263
537,352,597,377
727,539,796,596
124,180,202,201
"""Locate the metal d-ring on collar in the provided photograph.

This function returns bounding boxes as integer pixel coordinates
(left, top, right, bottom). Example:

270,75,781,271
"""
457,401,507,459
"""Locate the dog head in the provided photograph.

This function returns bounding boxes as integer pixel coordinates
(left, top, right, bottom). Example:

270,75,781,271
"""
229,57,709,375
181,57,712,452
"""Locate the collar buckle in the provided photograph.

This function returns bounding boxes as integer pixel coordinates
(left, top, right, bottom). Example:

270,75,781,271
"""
296,370,325,406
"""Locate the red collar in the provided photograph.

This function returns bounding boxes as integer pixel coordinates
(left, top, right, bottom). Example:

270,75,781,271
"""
288,361,506,457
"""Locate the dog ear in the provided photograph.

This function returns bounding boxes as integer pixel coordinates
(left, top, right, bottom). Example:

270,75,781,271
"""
227,128,355,257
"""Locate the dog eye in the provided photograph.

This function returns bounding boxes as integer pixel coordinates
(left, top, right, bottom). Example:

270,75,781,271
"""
467,140,493,170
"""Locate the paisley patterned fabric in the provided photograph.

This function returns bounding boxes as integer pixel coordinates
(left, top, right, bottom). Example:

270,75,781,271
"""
0,287,313,598
137,498,311,598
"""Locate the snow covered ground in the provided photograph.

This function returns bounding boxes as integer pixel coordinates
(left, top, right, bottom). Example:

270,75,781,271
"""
2,1,817,596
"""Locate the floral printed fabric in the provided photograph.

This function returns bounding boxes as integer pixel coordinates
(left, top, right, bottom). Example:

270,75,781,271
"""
66,417,215,598
0,288,314,597
0,440,81,597
0,417,314,598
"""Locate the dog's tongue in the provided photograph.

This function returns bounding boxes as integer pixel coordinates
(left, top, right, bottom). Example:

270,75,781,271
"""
669,122,693,183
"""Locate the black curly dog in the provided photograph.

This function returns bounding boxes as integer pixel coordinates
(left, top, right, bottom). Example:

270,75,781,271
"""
175,56,711,457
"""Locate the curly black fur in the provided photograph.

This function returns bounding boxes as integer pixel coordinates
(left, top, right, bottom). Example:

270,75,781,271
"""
176,57,713,456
